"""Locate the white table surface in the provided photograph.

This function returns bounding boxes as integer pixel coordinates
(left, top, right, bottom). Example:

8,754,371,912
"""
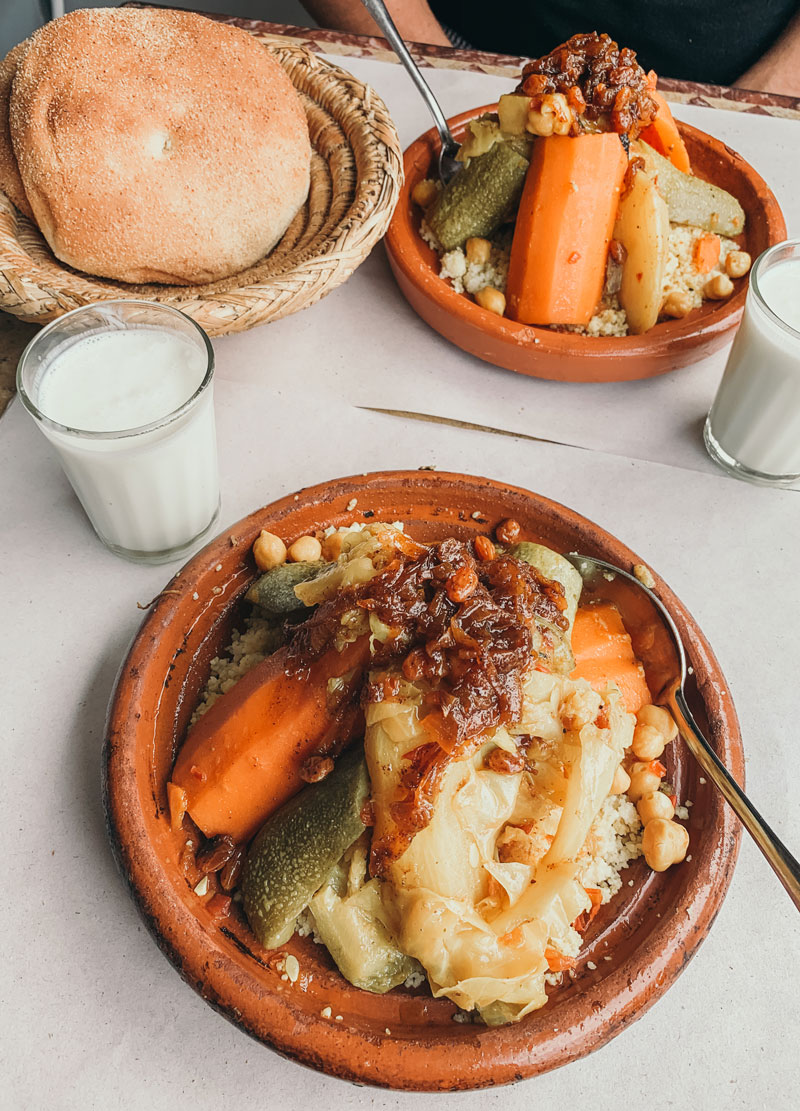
2,47,799,1111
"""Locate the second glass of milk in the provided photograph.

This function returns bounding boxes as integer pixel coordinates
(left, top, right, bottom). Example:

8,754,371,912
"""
17,301,219,563
704,239,800,486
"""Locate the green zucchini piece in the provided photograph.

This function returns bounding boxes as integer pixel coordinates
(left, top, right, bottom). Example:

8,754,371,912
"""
241,746,370,949
428,141,530,251
457,115,533,162
509,542,583,674
246,560,326,614
310,866,420,993
509,542,582,632
636,141,745,237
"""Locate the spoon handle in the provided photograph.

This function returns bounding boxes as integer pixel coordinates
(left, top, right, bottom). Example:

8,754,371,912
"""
360,0,458,156
667,682,800,911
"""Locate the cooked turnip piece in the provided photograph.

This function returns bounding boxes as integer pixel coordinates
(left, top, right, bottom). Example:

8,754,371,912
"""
614,170,670,335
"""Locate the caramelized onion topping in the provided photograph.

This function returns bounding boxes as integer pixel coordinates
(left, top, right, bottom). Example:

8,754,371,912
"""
516,32,658,138
284,536,569,874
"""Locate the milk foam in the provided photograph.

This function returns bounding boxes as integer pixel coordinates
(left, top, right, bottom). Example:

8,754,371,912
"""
37,328,207,432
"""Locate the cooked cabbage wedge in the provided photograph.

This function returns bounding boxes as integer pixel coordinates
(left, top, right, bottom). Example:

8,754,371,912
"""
365,669,633,1024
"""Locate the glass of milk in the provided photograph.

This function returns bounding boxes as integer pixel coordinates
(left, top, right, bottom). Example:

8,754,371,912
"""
17,301,220,563
704,239,800,486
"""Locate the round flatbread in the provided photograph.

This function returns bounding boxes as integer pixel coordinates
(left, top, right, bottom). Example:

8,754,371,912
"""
10,8,311,284
0,42,33,219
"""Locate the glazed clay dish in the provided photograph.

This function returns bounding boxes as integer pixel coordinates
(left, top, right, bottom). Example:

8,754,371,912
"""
104,471,743,1090
385,109,786,383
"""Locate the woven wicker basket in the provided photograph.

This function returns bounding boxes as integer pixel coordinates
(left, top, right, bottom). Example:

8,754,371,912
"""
0,37,402,336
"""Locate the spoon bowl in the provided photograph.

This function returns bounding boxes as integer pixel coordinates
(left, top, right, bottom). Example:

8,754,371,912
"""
565,552,800,911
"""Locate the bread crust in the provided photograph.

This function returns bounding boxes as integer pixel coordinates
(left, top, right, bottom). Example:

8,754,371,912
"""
0,42,33,219
10,8,311,284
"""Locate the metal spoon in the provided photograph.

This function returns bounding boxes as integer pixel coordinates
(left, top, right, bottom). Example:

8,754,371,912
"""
565,552,800,911
360,0,461,183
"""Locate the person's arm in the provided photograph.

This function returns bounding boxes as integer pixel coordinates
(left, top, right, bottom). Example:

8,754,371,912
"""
734,9,800,96
300,0,450,46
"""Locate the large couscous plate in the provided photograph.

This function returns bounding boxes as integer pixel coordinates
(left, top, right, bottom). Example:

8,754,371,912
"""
385,109,786,382
103,470,744,1090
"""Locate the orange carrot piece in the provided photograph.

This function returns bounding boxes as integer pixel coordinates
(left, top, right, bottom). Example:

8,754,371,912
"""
570,602,651,715
170,635,370,842
693,233,721,274
545,947,576,972
506,133,628,326
499,926,527,949
640,90,691,173
585,886,603,916
573,887,604,933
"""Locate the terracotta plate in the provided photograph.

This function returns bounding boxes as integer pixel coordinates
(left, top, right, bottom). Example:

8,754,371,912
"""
384,108,786,382
104,471,743,1090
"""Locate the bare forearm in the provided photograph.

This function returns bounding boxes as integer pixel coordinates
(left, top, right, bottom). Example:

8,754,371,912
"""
300,0,450,46
734,10,800,96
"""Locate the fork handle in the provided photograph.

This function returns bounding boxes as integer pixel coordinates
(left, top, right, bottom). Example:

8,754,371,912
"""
666,681,800,911
360,0,458,156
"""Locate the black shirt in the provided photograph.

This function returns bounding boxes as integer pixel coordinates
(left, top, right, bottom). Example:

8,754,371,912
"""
430,0,800,85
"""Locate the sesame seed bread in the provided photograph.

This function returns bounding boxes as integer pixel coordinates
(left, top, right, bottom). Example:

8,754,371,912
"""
7,8,311,284
0,42,33,220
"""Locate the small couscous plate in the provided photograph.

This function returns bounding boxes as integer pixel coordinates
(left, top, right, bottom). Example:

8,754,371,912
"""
104,471,744,1090
385,108,785,383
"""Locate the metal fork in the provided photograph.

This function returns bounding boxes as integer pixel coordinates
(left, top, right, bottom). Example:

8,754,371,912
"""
360,0,461,183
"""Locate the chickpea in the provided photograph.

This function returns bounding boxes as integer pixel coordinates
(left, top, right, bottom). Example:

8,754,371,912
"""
527,106,554,137
287,534,323,563
475,286,506,316
252,529,287,572
321,532,345,561
636,704,678,743
704,273,734,300
610,764,631,795
465,237,492,266
661,290,694,319
527,93,571,137
411,179,438,209
637,790,675,825
642,818,689,872
632,723,666,761
627,761,663,802
725,250,751,279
